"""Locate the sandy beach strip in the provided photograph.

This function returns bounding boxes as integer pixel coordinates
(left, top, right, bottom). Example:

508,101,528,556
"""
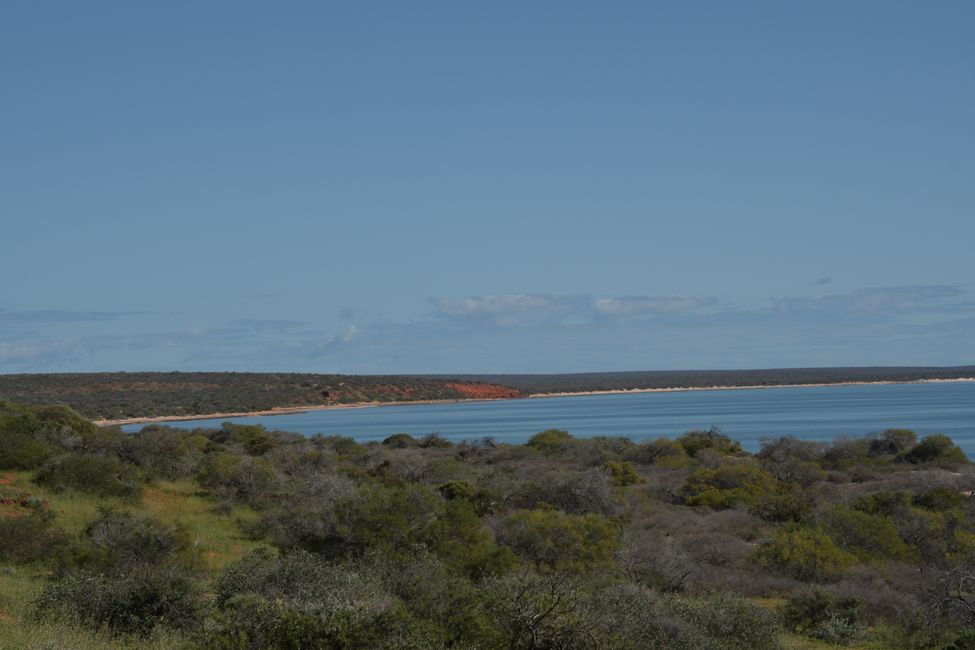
95,377,975,428
93,397,510,427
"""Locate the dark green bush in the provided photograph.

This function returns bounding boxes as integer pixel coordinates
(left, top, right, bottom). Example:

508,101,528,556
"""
33,567,200,636
34,404,124,455
122,426,201,479
627,437,691,467
820,437,871,470
0,409,52,469
602,460,645,487
676,428,741,457
754,525,856,581
913,486,966,511
225,423,277,456
525,429,575,455
783,590,864,643
867,429,917,457
34,453,142,498
750,488,816,523
683,462,781,509
75,508,193,573
209,549,411,648
419,433,452,449
381,433,416,448
436,479,477,501
0,512,70,564
899,434,968,465
850,491,911,517
0,431,52,470
197,453,279,505
667,593,782,650
819,505,916,562
498,508,620,571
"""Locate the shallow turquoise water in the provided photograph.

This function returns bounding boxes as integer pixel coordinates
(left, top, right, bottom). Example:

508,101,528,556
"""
124,381,975,455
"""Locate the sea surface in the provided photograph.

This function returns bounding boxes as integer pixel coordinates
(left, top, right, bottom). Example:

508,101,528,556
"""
124,381,975,455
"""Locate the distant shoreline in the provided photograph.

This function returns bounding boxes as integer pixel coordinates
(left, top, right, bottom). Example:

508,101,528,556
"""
525,377,975,399
95,377,975,427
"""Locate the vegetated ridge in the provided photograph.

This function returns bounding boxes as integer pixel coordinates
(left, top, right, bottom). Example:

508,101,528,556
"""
442,364,975,394
2,366,972,422
0,372,523,421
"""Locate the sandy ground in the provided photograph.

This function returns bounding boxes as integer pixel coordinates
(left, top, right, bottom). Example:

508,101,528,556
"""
94,377,975,428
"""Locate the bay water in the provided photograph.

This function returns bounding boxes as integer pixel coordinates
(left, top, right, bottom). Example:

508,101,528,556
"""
124,381,975,455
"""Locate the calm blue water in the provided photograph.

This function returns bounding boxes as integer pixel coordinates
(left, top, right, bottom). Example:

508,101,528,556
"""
125,382,975,454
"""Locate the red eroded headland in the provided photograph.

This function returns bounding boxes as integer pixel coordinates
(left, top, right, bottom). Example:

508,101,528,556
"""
444,382,524,400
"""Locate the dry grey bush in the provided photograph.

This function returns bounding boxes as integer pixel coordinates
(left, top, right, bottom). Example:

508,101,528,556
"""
508,468,618,516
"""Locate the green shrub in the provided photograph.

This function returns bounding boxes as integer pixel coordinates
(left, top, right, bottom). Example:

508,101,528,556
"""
225,423,277,456
667,593,782,650
819,437,871,470
676,428,741,457
683,463,781,509
333,484,443,556
315,435,367,458
34,453,142,498
419,433,452,448
820,505,916,562
899,434,968,464
436,479,477,501
913,486,966,511
74,508,193,573
34,404,123,455
382,433,417,448
525,429,575,455
850,491,911,517
197,453,279,505
428,499,517,577
867,429,917,457
602,460,645,487
122,426,201,479
498,508,620,572
783,590,864,644
33,567,200,636
210,549,411,648
628,437,691,467
750,488,816,523
754,525,856,581
0,512,70,564
0,411,52,469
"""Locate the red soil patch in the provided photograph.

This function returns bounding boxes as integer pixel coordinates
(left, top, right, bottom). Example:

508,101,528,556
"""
0,473,13,486
0,611,13,623
446,383,523,400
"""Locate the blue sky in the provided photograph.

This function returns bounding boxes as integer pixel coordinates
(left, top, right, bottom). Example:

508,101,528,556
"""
1,1,973,373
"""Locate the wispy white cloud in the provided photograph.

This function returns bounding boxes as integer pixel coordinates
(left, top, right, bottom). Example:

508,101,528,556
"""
2,286,973,373
432,294,581,327
592,295,717,319
0,309,156,326
432,293,716,328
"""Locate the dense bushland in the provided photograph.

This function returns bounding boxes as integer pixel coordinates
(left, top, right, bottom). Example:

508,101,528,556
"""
0,373,524,420
2,399,975,648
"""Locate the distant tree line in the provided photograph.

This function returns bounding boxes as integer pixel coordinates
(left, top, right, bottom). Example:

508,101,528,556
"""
441,365,975,393
0,372,524,420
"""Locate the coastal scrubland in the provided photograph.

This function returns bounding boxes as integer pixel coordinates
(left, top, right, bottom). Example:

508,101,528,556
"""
448,365,975,394
2,400,975,648
2,368,973,424
0,373,523,421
